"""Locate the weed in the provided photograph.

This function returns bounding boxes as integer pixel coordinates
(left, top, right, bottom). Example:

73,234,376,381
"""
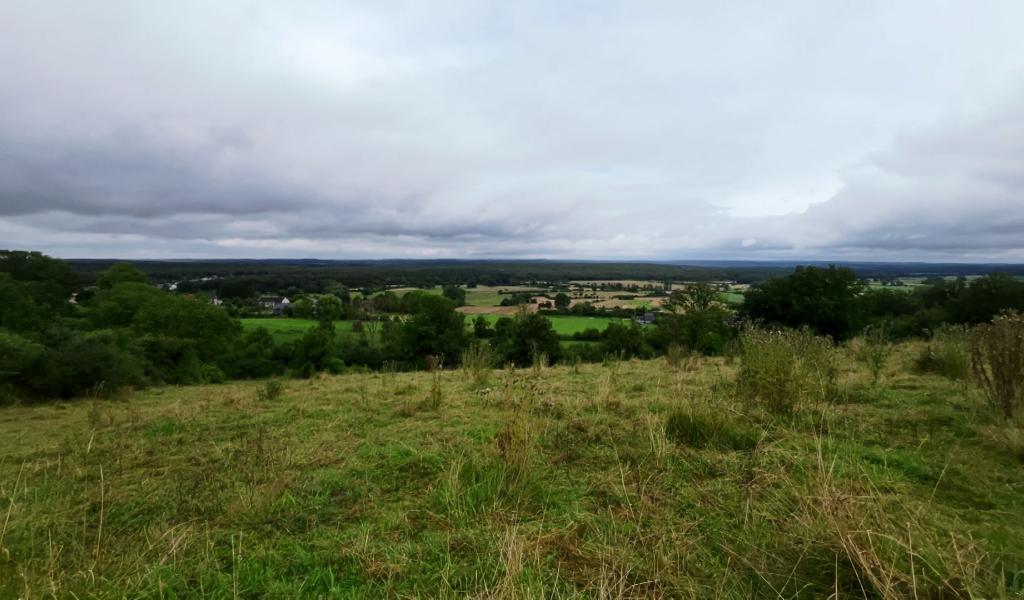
913,325,970,381
461,342,495,387
737,326,837,413
971,311,1024,418
664,406,758,451
256,379,284,402
665,344,699,372
855,325,892,386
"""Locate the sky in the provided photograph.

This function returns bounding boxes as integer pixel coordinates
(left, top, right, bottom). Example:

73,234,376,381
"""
1,1,1023,262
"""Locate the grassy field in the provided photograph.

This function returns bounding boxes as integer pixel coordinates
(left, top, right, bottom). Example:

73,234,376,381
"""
2,346,1023,597
472,314,635,336
244,315,633,343
241,318,356,343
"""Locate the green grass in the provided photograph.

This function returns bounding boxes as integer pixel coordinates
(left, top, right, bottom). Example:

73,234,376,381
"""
240,318,356,343
471,314,633,336
2,347,1023,597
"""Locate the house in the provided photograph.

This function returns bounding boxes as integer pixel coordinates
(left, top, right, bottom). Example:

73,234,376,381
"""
257,295,291,315
635,311,657,325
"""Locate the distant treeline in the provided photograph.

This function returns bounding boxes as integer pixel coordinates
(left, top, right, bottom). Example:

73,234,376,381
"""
65,258,1024,294
65,259,793,292
5,249,1024,403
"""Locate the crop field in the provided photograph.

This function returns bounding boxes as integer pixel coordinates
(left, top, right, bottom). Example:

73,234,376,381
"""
2,346,1022,597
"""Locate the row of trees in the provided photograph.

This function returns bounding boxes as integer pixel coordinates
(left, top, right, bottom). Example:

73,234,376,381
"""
742,266,1024,340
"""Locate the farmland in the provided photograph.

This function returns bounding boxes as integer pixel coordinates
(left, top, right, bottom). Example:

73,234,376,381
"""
2,345,1022,597
242,315,637,344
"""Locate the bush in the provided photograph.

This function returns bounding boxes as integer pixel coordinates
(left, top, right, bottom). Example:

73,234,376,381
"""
912,326,970,381
256,379,284,402
970,311,1024,418
664,407,758,451
737,327,837,414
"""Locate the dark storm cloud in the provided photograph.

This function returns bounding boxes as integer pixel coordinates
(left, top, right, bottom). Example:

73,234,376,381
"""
1,1,1024,259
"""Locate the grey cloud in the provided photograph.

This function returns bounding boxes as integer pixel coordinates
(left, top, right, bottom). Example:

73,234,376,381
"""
1,1,1024,260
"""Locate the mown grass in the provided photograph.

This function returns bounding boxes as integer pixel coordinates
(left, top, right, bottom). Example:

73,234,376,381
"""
1,346,1023,598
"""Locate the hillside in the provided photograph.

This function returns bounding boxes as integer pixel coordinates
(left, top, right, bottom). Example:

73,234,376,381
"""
1,349,1023,598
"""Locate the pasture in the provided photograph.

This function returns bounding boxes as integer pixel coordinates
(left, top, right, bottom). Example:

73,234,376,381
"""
470,314,635,336
2,346,1022,597
240,318,357,343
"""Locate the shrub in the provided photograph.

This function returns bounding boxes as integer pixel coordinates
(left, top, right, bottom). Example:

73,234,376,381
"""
970,311,1024,418
737,326,836,413
664,407,758,451
912,326,970,381
256,379,284,402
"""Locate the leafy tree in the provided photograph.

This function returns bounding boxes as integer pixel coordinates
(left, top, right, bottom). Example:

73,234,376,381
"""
649,308,735,355
493,311,560,366
948,274,1024,324
393,294,467,366
554,292,571,310
601,322,649,359
669,283,717,312
225,327,282,379
96,263,149,289
131,293,241,364
291,297,314,319
473,315,494,338
87,282,167,328
442,285,467,306
0,250,78,310
313,294,343,322
742,266,865,340
291,321,342,376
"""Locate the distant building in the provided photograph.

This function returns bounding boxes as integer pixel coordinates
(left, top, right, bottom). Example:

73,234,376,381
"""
636,311,657,325
257,295,291,315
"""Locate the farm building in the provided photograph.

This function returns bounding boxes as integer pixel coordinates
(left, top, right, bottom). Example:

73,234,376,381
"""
257,295,291,315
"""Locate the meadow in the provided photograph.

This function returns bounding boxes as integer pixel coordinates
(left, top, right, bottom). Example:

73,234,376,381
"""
242,315,634,344
1,343,1022,598
241,318,357,343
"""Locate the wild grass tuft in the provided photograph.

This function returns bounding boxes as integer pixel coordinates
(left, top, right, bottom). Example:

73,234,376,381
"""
461,342,495,388
736,326,837,414
255,379,284,402
664,405,758,451
854,324,892,386
913,325,970,381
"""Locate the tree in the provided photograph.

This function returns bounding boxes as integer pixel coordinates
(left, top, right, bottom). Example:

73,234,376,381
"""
393,294,468,366
493,311,560,366
473,315,494,338
554,292,571,310
313,294,343,322
669,283,717,312
649,307,735,355
601,322,649,359
96,263,148,289
442,285,467,306
742,266,865,340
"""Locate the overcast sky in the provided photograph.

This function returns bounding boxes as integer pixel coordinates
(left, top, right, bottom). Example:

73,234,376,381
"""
2,1,1023,261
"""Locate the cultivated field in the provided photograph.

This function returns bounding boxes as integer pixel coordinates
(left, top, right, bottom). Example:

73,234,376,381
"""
1,345,1022,597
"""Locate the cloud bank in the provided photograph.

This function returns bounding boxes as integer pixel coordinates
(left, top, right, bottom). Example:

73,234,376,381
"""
1,1,1023,260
